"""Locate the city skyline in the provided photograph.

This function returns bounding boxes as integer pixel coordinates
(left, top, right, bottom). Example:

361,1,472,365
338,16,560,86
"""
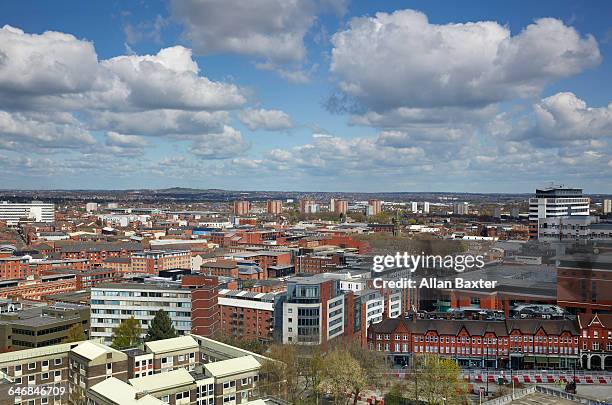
1,0,611,192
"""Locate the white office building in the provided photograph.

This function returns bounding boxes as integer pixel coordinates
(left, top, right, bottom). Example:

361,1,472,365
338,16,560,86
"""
529,186,590,239
91,282,192,344
0,201,55,225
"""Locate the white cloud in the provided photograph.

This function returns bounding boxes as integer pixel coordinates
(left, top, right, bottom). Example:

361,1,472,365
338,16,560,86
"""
189,125,250,159
102,46,246,111
530,92,612,141
170,0,318,63
89,109,228,136
105,132,148,148
0,25,100,97
0,111,96,151
330,11,601,111
238,108,293,131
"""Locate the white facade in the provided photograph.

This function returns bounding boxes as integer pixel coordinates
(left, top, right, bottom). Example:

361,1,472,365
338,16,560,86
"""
604,199,612,214
85,202,98,212
91,284,192,344
529,187,590,239
0,201,54,225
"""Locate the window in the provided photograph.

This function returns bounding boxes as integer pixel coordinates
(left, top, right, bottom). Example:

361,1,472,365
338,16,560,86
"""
28,375,35,384
161,395,170,404
178,355,185,362
54,370,61,377
176,391,190,400
42,360,49,367
28,363,35,370
15,365,21,372
42,372,49,380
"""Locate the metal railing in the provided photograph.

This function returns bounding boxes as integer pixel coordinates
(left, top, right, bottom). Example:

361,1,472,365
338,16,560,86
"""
534,385,607,405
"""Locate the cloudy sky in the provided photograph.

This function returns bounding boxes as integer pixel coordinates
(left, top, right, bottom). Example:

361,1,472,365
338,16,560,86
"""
1,0,611,193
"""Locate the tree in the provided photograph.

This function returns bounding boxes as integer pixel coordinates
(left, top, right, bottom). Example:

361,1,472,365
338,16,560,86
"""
321,349,366,405
64,323,86,343
346,343,387,405
111,316,142,349
407,354,467,405
145,309,177,342
260,344,302,402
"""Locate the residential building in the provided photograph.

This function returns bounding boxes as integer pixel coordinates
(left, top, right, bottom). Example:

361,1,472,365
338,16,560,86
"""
131,250,191,274
91,282,193,344
529,186,590,239
298,199,316,214
218,289,281,342
281,276,345,345
333,199,348,215
233,201,250,216
182,274,220,338
367,200,382,216
453,202,469,215
0,201,55,225
603,199,612,215
266,200,282,215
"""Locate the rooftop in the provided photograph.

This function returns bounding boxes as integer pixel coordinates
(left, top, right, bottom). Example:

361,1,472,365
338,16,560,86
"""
204,355,260,378
129,368,195,393
90,377,166,405
145,335,199,354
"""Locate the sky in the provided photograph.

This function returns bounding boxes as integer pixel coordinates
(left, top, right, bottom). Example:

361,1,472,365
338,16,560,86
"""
0,0,611,193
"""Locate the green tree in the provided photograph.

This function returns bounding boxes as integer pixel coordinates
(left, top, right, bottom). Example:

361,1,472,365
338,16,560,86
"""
260,344,303,402
347,343,387,405
408,354,467,405
64,323,86,343
145,309,177,342
321,349,366,405
111,316,142,349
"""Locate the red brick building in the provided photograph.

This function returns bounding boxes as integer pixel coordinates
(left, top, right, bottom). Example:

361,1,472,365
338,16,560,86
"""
267,200,283,215
0,274,77,300
578,313,612,370
218,289,281,342
181,275,220,338
233,201,250,216
557,254,612,314
367,318,580,370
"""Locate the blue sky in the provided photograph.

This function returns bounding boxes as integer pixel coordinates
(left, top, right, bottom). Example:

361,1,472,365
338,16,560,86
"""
0,0,611,193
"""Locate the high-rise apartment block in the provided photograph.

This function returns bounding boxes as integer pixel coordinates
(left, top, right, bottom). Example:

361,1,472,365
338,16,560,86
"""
367,199,382,216
299,199,317,214
333,199,348,214
604,199,612,214
453,202,469,215
233,201,250,216
266,200,282,215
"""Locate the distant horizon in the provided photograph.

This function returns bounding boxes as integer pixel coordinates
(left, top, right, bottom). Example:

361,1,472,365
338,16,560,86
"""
1,186,611,197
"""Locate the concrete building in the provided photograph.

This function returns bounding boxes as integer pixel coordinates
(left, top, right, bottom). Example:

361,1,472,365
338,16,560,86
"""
453,202,469,215
604,199,612,215
0,302,90,352
529,186,590,239
0,201,54,225
266,200,282,215
91,282,193,344
85,202,99,212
